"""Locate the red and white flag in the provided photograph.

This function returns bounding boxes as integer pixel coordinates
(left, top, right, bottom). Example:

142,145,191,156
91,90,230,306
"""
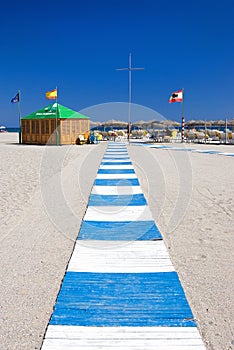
168,89,183,103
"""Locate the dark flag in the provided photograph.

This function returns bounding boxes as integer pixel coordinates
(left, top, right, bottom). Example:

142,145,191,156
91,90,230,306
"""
11,92,20,103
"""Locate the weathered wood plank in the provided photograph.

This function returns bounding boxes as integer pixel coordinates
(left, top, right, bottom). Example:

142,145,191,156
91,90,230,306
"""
88,194,147,206
91,186,143,195
96,173,137,179
94,178,140,186
99,165,134,169
78,220,162,241
42,326,205,349
68,241,174,273
98,169,135,174
83,205,153,222
49,271,196,327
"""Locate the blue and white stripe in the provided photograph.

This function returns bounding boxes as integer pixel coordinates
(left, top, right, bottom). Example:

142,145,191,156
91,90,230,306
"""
42,142,205,349
134,143,234,157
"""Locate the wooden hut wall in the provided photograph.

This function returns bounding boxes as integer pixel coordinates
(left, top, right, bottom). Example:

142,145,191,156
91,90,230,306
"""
60,119,90,144
22,119,57,144
22,118,90,145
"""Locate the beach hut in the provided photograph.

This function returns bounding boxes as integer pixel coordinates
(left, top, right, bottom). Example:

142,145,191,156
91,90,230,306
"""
21,103,90,145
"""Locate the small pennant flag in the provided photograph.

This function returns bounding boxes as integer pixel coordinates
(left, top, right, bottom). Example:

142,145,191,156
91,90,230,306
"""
46,88,57,100
168,89,183,103
11,92,20,103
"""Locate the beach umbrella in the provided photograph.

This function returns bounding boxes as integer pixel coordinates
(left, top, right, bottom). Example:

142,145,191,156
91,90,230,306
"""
204,120,213,126
186,119,196,125
196,119,206,125
151,121,164,129
132,120,146,127
161,119,174,125
142,120,159,129
216,119,225,125
90,120,101,126
103,119,128,127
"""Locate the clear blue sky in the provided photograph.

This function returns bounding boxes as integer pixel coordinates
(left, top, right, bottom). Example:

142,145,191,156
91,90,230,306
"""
1,0,234,126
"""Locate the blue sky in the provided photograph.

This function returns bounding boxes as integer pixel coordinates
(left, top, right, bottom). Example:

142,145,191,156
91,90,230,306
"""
1,0,234,125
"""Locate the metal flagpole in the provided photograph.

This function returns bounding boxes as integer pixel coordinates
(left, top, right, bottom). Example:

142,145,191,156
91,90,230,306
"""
225,118,228,144
55,86,59,145
116,53,144,142
181,88,185,143
128,53,132,142
205,119,207,144
18,90,21,144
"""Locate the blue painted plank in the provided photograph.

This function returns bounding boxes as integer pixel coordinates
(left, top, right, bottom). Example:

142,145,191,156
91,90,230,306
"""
88,194,147,206
101,161,132,165
104,155,129,157
198,150,219,154
106,150,128,152
98,169,135,174
78,220,162,240
94,179,140,186
102,158,131,161
50,272,196,327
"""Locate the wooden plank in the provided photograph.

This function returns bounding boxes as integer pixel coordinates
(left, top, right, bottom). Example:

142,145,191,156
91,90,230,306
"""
98,169,135,174
88,194,147,206
94,178,140,186
101,160,132,164
103,155,130,159
78,220,162,241
49,271,196,327
67,241,174,273
42,326,205,350
100,164,134,169
91,186,143,195
96,173,137,179
83,205,153,222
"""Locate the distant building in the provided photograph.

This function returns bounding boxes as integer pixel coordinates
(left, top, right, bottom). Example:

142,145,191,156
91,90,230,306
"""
21,103,90,145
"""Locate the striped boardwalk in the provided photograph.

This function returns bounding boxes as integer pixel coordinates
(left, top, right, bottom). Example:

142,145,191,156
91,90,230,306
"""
134,142,234,157
42,142,205,349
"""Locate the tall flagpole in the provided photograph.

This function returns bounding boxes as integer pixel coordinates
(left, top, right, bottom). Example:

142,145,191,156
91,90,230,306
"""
128,53,132,141
55,86,59,145
225,117,228,144
116,53,144,142
18,90,21,144
181,88,185,143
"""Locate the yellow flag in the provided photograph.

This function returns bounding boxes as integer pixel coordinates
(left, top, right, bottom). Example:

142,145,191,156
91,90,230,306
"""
46,88,57,100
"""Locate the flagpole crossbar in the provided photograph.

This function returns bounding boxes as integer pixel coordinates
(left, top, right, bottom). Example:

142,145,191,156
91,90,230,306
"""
116,53,144,142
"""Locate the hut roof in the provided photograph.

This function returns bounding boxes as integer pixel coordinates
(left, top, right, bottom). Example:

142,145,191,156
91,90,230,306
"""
22,103,89,120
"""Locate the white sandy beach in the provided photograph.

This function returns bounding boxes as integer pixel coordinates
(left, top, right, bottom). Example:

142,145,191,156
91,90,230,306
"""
129,143,234,350
0,133,233,350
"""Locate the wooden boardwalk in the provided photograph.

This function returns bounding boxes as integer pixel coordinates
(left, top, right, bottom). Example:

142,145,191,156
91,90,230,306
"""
133,143,234,157
41,142,206,349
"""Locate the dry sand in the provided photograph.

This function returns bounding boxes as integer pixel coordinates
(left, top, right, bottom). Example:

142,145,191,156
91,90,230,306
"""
0,133,233,350
0,133,106,349
128,143,234,350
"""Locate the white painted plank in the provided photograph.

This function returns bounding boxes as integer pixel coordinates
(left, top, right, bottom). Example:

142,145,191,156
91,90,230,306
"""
103,155,130,158
83,205,153,222
107,146,126,148
92,186,143,195
96,173,137,179
67,240,174,273
102,159,131,163
42,326,206,349
99,165,134,169
217,152,234,156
